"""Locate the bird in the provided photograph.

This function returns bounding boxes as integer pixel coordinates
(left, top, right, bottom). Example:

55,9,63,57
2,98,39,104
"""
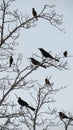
30,57,46,68
9,56,13,67
59,112,69,119
63,51,67,57
18,97,36,111
32,8,38,20
45,78,51,86
38,48,59,62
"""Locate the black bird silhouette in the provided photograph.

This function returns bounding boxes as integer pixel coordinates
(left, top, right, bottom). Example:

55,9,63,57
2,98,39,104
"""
9,56,13,67
30,57,46,68
59,112,69,119
63,51,67,57
38,48,59,62
18,97,35,111
45,78,51,86
32,8,38,20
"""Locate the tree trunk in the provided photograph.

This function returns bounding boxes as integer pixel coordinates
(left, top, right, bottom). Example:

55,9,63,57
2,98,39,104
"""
65,125,68,130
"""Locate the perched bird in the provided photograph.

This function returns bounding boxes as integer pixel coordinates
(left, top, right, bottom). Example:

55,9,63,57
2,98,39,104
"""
45,78,51,86
18,97,35,111
63,51,67,57
38,48,59,62
30,57,46,68
9,56,13,67
59,112,69,119
32,8,38,20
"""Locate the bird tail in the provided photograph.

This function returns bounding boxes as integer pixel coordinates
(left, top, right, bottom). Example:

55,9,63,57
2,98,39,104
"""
68,117,73,120
36,17,38,20
40,65,46,69
40,64,46,69
28,106,36,111
9,64,11,67
54,58,59,62
70,117,73,120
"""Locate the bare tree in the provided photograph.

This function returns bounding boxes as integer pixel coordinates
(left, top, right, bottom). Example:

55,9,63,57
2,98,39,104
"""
0,0,71,130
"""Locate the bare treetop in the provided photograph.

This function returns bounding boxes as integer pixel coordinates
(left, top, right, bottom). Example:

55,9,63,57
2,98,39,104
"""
0,0,72,130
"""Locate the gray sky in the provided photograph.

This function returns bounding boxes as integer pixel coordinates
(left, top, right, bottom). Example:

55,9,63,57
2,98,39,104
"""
14,0,73,130
0,0,73,130
17,1,73,129
15,0,73,110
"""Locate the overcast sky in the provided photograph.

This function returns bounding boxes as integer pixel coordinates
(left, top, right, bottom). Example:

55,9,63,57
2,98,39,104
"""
13,0,73,130
0,0,73,130
16,1,73,129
